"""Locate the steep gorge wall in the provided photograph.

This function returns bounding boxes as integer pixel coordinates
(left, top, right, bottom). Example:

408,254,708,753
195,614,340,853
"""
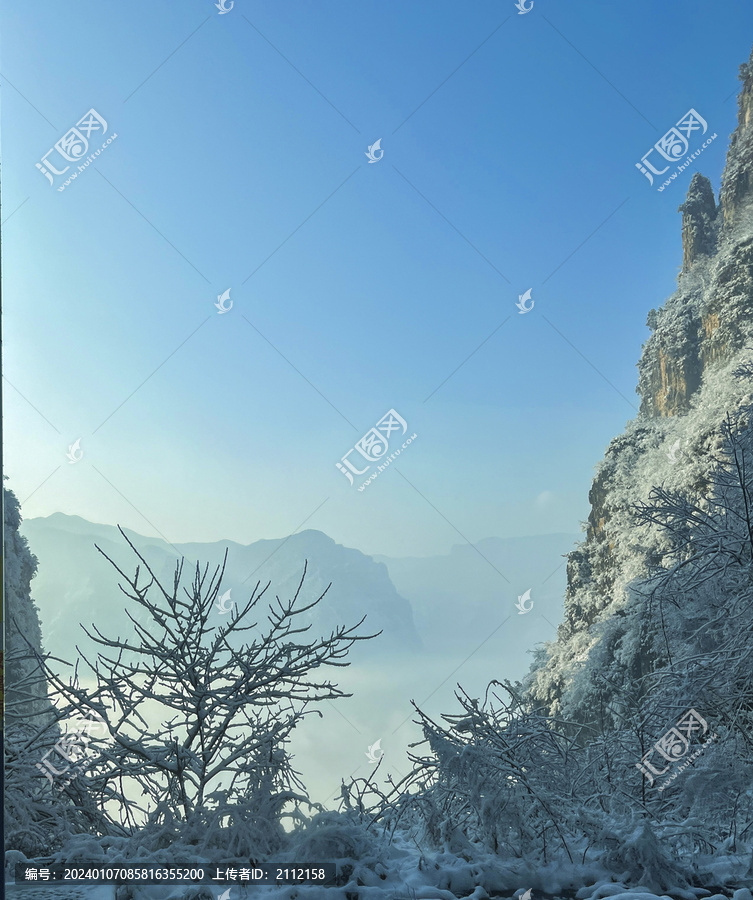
637,55,753,421
4,486,53,727
527,49,753,716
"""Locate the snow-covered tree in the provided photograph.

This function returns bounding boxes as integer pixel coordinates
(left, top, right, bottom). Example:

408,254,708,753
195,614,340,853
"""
35,528,377,858
363,407,753,888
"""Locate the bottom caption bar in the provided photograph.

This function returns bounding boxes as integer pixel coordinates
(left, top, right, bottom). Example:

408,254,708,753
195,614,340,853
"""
15,863,338,885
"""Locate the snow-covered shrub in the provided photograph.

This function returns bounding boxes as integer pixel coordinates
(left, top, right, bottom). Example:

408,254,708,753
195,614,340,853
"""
288,809,383,862
380,683,581,865
5,721,64,857
376,408,753,886
34,529,376,859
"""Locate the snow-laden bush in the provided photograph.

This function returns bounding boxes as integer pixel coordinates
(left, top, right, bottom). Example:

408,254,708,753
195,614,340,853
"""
29,529,376,859
361,408,753,888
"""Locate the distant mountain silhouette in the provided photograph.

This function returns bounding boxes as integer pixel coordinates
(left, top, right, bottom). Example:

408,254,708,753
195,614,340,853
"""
21,514,421,660
21,513,580,677
375,533,578,653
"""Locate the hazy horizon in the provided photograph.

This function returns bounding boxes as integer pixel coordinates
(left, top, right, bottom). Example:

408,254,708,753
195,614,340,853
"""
21,507,581,559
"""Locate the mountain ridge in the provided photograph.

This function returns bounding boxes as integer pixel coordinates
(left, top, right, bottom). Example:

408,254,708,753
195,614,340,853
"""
21,513,576,670
20,515,422,660
527,47,753,717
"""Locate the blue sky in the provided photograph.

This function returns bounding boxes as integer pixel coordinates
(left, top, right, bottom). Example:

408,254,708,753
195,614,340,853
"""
2,0,751,558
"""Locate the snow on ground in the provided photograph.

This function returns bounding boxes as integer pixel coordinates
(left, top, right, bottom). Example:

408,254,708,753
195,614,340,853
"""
5,886,114,900
8,834,751,900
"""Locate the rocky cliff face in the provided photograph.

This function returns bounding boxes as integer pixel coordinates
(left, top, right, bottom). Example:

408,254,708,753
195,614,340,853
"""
636,171,753,420
526,48,753,717
4,485,53,727
639,54,753,421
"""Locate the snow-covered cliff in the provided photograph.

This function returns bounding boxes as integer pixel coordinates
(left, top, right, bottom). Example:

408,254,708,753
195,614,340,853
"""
527,47,753,718
4,484,52,726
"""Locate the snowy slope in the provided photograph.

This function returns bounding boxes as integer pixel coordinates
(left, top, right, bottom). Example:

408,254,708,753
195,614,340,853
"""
526,50,753,721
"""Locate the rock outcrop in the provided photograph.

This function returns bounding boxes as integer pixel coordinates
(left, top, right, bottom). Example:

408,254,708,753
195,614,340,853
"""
679,173,718,272
638,53,753,421
526,47,753,718
4,485,52,727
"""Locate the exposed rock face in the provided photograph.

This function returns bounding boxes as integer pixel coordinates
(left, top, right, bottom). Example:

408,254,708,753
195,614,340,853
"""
721,57,753,228
679,173,718,272
526,47,753,718
4,485,52,727
638,54,753,421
